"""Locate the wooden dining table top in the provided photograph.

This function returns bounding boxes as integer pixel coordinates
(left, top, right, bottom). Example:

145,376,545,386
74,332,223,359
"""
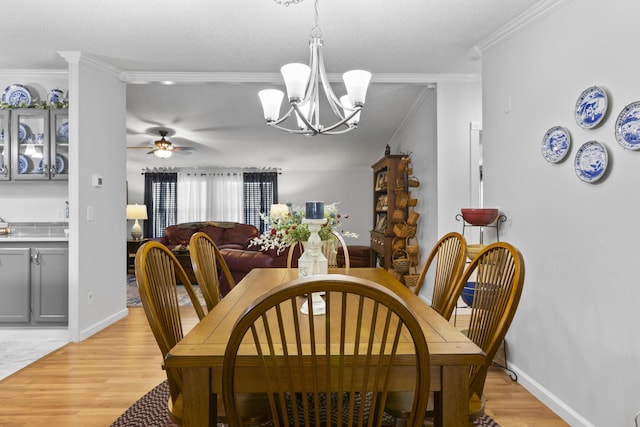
166,267,484,368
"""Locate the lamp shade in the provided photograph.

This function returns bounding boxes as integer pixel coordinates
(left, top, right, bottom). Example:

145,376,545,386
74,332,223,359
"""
340,95,360,126
270,203,289,219
343,70,372,106
281,63,311,102
126,204,148,220
258,89,285,122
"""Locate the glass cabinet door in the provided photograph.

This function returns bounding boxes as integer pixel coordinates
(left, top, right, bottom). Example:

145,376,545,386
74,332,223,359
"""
11,109,49,181
50,109,68,180
0,110,9,180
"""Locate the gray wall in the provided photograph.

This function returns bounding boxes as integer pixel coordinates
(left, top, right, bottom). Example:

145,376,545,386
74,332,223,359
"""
482,0,639,425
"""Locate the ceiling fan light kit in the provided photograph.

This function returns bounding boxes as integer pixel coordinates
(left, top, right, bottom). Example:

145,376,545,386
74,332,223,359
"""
128,129,195,158
259,0,371,136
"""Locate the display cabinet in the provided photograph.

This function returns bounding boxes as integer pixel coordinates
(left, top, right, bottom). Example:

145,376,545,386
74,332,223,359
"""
370,154,406,269
10,108,68,181
0,110,10,180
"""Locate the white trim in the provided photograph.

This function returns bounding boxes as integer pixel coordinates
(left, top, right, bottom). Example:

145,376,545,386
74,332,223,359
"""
508,362,595,427
0,70,67,78
57,51,121,77
78,308,128,341
120,71,479,85
474,0,574,53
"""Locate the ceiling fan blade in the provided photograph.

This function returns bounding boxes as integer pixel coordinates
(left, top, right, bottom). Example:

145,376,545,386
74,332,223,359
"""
146,149,157,155
173,146,196,152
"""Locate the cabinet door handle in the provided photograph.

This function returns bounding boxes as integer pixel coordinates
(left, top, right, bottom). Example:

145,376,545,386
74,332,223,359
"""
49,165,55,178
41,164,49,178
32,251,40,265
0,166,7,177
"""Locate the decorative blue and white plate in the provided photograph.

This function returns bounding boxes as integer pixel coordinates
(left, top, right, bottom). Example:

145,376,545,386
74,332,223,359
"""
2,84,32,107
614,101,640,150
574,141,608,183
18,154,29,174
18,123,30,143
56,154,65,174
37,158,45,173
57,122,69,141
541,126,571,163
575,86,607,129
0,129,4,142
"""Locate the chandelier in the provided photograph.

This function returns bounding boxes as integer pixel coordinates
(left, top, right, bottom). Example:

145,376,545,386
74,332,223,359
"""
258,0,372,136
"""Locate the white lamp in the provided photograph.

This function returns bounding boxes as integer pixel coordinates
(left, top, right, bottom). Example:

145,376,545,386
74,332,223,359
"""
126,204,148,240
269,203,290,220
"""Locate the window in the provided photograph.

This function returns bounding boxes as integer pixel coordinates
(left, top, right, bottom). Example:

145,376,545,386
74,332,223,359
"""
143,172,177,238
244,172,278,233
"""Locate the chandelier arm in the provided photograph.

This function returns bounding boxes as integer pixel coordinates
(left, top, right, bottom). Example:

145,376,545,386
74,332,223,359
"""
267,122,316,135
315,106,361,133
316,41,346,119
293,103,321,134
270,105,297,127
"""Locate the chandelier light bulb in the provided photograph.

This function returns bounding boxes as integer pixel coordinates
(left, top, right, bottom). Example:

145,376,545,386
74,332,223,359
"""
258,89,285,122
281,63,311,102
343,70,372,106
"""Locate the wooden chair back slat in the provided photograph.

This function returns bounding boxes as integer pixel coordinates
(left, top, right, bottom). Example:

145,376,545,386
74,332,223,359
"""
414,232,467,319
189,232,223,311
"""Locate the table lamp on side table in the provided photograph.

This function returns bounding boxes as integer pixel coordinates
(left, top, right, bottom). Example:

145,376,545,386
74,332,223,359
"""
126,204,148,240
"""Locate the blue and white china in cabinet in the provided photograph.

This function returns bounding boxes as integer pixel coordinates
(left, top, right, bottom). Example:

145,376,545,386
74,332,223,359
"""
2,84,32,107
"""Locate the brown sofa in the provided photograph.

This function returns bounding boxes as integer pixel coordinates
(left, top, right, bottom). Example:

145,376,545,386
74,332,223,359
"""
154,221,298,295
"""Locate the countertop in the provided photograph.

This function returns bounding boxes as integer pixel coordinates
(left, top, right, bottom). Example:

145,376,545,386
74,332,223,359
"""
0,222,69,243
0,234,69,242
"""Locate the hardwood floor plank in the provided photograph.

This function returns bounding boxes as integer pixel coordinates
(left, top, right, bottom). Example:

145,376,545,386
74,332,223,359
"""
0,307,567,426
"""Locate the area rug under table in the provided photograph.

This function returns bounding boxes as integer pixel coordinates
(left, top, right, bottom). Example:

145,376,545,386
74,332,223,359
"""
127,275,205,308
111,381,501,427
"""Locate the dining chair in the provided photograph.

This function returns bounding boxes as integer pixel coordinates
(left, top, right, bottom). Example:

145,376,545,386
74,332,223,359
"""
135,241,269,426
411,232,467,319
189,231,224,311
385,241,525,425
286,230,351,270
222,275,431,427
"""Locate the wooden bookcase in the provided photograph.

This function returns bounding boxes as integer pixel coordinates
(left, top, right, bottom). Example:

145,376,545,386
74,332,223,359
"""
370,154,407,269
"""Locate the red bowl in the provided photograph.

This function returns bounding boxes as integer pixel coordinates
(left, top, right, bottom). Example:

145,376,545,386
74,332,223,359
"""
461,208,499,226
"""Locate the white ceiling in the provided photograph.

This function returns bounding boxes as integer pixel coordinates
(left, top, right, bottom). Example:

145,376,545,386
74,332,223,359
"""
2,0,549,171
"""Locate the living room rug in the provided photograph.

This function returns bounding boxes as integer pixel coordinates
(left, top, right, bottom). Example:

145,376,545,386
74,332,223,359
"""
110,380,501,427
127,275,205,308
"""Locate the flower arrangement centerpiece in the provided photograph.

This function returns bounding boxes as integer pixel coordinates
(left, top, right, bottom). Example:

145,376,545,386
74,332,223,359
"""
249,202,357,255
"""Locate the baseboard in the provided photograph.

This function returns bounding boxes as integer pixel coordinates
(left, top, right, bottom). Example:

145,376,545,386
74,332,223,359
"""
508,362,595,427
78,308,128,341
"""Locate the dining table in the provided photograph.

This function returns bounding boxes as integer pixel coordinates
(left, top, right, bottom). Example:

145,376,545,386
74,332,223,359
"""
165,267,485,426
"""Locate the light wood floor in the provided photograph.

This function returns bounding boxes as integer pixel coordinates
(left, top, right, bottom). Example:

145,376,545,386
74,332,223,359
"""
0,308,568,427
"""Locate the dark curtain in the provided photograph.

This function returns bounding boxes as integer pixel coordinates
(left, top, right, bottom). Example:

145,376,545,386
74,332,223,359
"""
143,172,178,238
243,172,278,233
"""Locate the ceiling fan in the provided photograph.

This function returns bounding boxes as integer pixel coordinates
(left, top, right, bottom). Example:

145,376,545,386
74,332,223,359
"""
127,130,196,158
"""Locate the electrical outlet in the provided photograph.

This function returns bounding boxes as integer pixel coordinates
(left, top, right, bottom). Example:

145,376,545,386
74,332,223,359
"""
88,292,94,305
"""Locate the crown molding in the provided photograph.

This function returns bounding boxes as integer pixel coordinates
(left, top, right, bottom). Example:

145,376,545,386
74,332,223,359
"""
120,71,479,85
474,0,574,53
58,51,122,77
0,70,67,78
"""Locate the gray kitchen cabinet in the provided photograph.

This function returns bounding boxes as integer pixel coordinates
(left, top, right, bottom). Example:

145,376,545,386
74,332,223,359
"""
31,246,68,323
0,243,68,325
0,110,10,180
0,248,31,322
10,108,68,181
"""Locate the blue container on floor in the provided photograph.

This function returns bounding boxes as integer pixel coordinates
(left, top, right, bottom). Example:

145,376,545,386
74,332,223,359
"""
461,282,476,306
